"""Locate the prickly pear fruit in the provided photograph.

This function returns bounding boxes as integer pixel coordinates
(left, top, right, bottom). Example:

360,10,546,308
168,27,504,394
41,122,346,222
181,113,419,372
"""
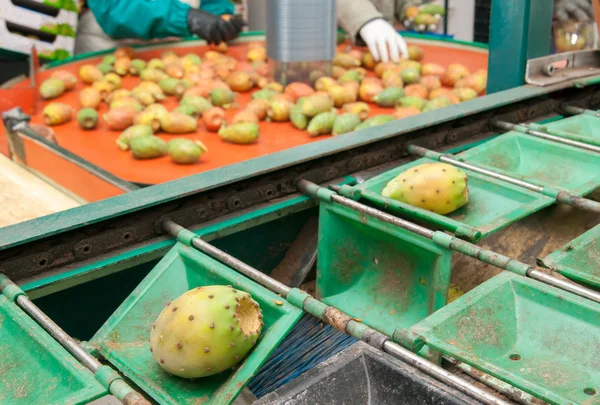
252,89,277,101
233,110,260,124
398,96,427,111
102,55,116,65
247,46,266,62
421,63,446,78
362,52,377,70
160,112,198,134
139,81,166,101
337,70,363,84
129,59,147,75
381,162,469,215
203,107,226,132
131,88,155,106
307,111,337,137
96,63,113,75
290,103,308,130
264,82,283,93
161,50,179,64
225,71,252,92
420,76,441,92
42,102,73,126
80,64,104,84
165,63,185,79
158,78,186,98
375,62,401,78
404,84,429,99
174,104,200,118
245,99,270,121
104,73,122,90
77,108,98,130
332,113,361,136
267,98,294,122
452,87,478,102
114,57,131,76
210,88,236,107
401,67,420,85
341,81,359,98
40,78,65,99
333,53,360,69
51,71,77,91
92,80,113,101
141,68,167,83
110,97,143,112
134,105,167,133
103,106,136,130
130,136,167,159
79,87,102,109
183,53,202,66
342,102,370,121
373,87,405,107
219,123,260,144
150,286,263,378
423,97,452,112
455,73,487,94
301,95,334,117
284,82,315,102
328,85,356,108
347,49,364,63
332,66,347,79
359,82,383,103
116,125,154,150
107,89,131,104
148,59,165,71
167,139,208,164
382,72,404,88
114,47,135,59
408,45,424,61
315,77,337,92
354,115,394,130
181,95,213,116
393,107,421,119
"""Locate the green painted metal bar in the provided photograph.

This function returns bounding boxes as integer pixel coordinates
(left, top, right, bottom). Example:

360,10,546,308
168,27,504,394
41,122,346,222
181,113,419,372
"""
161,220,509,405
528,122,600,147
297,180,600,304
487,0,552,93
0,274,149,405
407,145,600,214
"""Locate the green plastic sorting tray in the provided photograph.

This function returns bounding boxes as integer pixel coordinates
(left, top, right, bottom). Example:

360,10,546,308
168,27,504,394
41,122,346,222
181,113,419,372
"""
409,272,600,405
0,295,105,405
90,242,303,405
540,224,600,289
355,158,554,241
458,132,600,195
317,200,452,338
542,114,600,147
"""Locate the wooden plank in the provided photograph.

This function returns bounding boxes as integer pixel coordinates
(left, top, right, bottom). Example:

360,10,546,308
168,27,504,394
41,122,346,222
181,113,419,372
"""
0,154,79,227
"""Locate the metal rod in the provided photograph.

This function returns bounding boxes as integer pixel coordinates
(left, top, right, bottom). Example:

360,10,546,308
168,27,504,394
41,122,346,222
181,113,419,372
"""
492,120,600,154
409,145,544,192
161,220,510,405
298,180,600,304
562,105,599,117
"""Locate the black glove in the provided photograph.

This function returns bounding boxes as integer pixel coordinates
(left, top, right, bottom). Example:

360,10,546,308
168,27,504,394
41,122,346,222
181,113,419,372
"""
187,9,245,44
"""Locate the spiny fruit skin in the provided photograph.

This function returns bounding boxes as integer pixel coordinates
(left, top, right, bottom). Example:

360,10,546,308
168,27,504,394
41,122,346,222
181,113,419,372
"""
219,123,260,144
40,78,65,99
381,162,469,215
210,88,236,107
130,136,167,159
160,112,198,134
301,95,334,117
150,286,263,379
332,113,361,136
343,102,370,121
373,87,405,107
79,87,102,109
307,111,337,137
43,102,73,126
355,115,394,130
167,139,208,164
77,108,98,130
51,71,77,91
116,125,154,151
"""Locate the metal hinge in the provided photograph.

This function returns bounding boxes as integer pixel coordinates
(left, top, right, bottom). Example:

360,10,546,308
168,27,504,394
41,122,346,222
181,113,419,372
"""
525,50,600,86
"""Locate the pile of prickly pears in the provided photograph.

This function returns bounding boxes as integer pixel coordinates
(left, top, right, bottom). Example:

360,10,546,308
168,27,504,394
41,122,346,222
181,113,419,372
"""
382,162,469,215
150,285,263,378
37,42,486,163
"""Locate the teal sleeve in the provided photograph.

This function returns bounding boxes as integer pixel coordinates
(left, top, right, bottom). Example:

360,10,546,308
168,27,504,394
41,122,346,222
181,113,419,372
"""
199,0,235,16
87,0,192,40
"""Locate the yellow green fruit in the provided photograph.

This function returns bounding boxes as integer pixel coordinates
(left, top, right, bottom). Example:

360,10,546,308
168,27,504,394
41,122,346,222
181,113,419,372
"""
218,123,260,144
342,102,370,121
167,139,208,164
40,78,65,99
180,95,213,116
160,112,198,134
210,88,236,107
130,136,167,159
77,108,98,130
301,95,334,117
382,162,469,215
355,115,394,130
332,113,361,136
373,87,405,107
116,125,154,150
306,111,336,137
42,102,73,126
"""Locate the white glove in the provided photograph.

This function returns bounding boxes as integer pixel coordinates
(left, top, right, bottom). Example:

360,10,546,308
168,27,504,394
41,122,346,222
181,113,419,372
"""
359,18,408,63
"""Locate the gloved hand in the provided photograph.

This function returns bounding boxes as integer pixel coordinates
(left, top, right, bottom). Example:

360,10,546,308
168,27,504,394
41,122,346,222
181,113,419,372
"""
554,0,594,22
187,9,245,44
359,18,408,63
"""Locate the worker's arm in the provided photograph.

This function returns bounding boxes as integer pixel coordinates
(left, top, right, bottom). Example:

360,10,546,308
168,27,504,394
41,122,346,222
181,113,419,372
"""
86,0,193,40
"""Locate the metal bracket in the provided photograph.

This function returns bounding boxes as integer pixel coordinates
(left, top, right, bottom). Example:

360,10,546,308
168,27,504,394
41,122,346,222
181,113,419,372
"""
525,50,600,86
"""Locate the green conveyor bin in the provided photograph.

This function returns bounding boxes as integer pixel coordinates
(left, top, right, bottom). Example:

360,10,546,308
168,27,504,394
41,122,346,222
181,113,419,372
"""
458,132,600,194
90,242,303,405
541,114,600,147
540,224,600,289
354,158,554,241
408,272,600,405
0,295,105,405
